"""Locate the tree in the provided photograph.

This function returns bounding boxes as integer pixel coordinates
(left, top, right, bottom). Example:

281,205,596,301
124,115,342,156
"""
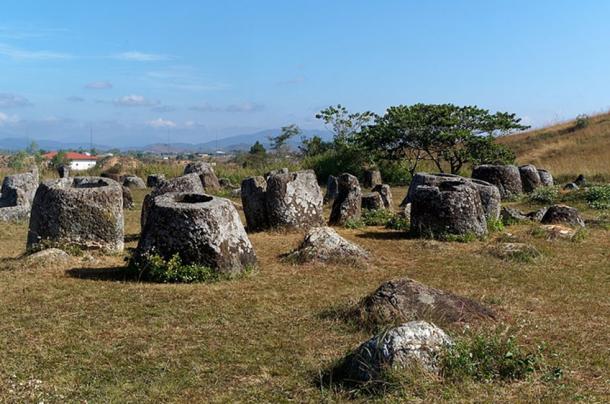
316,104,376,147
25,141,39,154
358,104,528,175
299,135,331,157
51,150,69,168
269,124,300,154
249,141,266,156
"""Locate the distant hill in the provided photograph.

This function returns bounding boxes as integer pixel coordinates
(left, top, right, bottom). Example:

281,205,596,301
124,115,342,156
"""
498,113,610,181
0,128,332,154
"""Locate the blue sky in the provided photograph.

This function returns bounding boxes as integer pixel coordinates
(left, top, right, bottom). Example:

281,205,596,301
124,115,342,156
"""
1,0,610,147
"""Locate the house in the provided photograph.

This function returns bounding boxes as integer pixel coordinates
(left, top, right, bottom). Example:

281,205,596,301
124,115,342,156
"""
42,151,98,171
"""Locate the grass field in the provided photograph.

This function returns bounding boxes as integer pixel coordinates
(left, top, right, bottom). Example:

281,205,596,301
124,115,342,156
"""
1,186,609,402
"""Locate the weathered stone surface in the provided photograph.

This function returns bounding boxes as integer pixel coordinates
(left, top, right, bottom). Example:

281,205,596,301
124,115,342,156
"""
286,226,369,264
324,175,339,204
469,178,501,221
122,186,134,209
489,242,541,261
146,174,165,188
265,170,324,229
241,176,268,232
0,204,30,222
136,193,256,274
141,173,204,229
538,169,554,187
526,207,548,222
540,224,577,240
500,207,528,224
230,188,241,197
411,181,488,238
361,192,384,211
184,161,221,191
0,166,39,207
372,184,393,209
363,169,382,188
472,165,523,199
574,174,586,187
563,183,579,191
123,175,146,189
356,278,495,328
27,177,124,252
100,172,123,183
541,204,585,227
336,321,452,382
57,165,70,178
329,173,362,226
264,168,289,179
519,164,542,193
401,172,461,206
26,248,70,265
219,177,235,188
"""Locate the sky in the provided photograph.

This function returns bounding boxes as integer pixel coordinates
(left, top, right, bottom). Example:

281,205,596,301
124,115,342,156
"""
1,0,610,147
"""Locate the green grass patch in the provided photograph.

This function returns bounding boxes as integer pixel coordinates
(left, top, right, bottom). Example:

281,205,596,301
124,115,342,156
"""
528,186,559,204
585,185,610,209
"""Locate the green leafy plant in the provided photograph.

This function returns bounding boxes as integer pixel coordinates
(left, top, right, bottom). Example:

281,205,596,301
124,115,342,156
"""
528,186,559,204
585,185,610,209
385,215,410,231
575,113,590,129
344,218,366,229
361,209,396,226
487,218,505,233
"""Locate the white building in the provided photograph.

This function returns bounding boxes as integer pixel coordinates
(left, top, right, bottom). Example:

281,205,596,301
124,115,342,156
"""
43,151,98,171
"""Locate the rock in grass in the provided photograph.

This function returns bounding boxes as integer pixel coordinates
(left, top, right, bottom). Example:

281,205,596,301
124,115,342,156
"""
123,175,146,189
285,226,368,264
241,176,269,232
265,170,324,230
489,242,541,262
537,169,554,187
146,174,165,188
335,321,452,382
361,192,384,211
57,164,70,179
539,224,578,240
411,181,488,239
136,192,256,274
563,183,579,191
519,164,543,193
372,184,393,209
500,207,529,224
0,166,39,207
526,207,548,222
541,204,585,227
184,161,221,191
574,174,586,187
471,164,523,200
122,186,134,209
329,173,362,226
363,169,382,188
26,248,70,265
355,278,495,329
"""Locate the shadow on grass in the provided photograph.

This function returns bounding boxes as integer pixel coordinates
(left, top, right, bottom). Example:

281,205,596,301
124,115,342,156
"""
65,266,139,282
355,231,413,240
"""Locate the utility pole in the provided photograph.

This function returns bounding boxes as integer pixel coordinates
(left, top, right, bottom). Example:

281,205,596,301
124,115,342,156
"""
89,125,93,153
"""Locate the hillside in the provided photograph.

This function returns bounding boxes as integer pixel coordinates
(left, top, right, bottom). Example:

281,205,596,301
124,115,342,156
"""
499,112,610,181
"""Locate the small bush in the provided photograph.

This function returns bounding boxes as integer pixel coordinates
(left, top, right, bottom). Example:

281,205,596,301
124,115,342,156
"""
344,218,366,229
487,218,505,233
440,232,479,243
575,113,590,129
385,215,410,231
585,185,610,209
528,186,559,204
361,209,396,226
440,332,553,382
571,227,588,243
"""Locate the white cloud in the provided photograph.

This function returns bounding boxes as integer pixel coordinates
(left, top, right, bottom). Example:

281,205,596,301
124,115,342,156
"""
0,93,32,108
85,81,112,89
146,118,176,128
114,95,159,107
0,112,19,125
0,43,71,60
113,51,171,62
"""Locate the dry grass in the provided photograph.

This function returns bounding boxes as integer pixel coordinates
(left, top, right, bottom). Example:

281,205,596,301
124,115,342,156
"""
0,188,609,402
499,112,610,182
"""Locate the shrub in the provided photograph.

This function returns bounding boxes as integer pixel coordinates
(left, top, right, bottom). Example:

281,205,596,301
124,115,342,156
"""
440,331,553,382
385,215,410,231
130,253,219,283
344,218,366,229
585,185,610,209
528,186,559,204
487,218,505,233
361,209,396,226
575,114,590,129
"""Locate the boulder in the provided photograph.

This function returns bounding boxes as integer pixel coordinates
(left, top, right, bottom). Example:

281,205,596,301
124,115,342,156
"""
57,165,70,178
0,204,30,222
411,181,488,238
122,175,146,189
324,175,339,204
146,174,165,188
519,164,542,193
469,178,501,221
363,169,382,188
472,164,523,199
537,169,554,187
26,177,124,252
230,188,241,197
122,186,134,209
563,183,579,191
0,166,39,207
219,177,235,188
541,204,585,227
184,161,221,191
241,176,269,232
489,242,541,261
401,172,462,206
329,173,362,226
540,224,578,240
500,207,528,224
26,248,70,265
526,207,548,222
141,173,204,229
355,278,495,328
335,321,452,382
372,184,393,209
574,174,586,187
265,170,324,229
136,193,256,274
361,192,384,211
100,172,123,183
285,226,369,264
264,167,289,179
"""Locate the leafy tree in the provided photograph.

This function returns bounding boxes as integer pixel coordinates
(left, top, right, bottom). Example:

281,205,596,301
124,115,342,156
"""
299,135,331,157
51,150,69,168
269,124,300,154
25,141,39,154
249,141,266,156
358,104,527,175
316,104,376,146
